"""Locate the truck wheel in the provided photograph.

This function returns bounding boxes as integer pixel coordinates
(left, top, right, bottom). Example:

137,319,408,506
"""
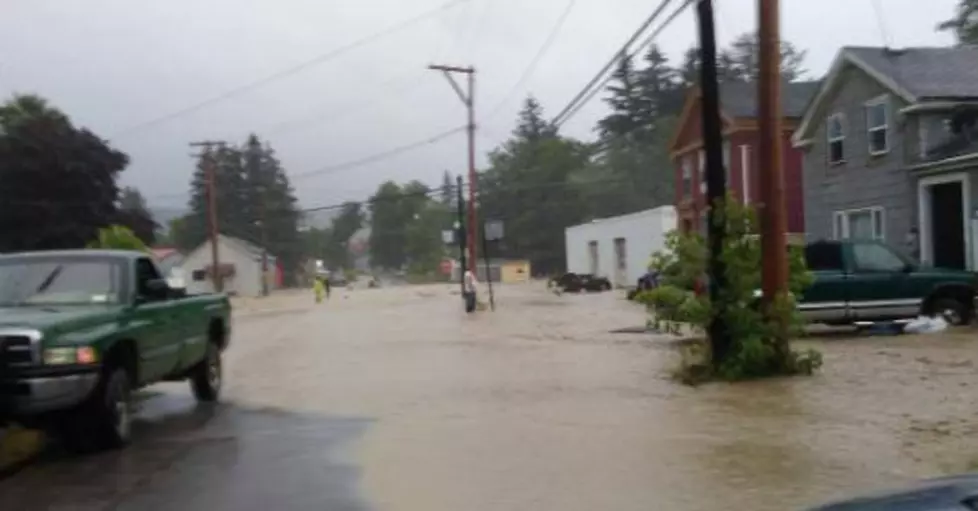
191,342,222,402
928,298,970,326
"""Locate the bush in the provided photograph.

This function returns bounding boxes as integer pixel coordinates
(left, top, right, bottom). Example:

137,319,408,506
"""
88,225,148,252
638,196,821,383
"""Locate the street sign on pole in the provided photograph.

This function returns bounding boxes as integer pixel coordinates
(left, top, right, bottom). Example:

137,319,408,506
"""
441,230,455,244
484,220,504,241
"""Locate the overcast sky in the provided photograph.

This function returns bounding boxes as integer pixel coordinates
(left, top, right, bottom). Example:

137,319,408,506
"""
0,0,957,211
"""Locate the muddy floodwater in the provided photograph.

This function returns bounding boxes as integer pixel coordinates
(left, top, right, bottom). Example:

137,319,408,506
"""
4,283,978,510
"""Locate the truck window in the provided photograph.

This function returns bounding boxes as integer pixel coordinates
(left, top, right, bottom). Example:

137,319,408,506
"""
135,257,164,298
804,242,844,271
851,243,906,272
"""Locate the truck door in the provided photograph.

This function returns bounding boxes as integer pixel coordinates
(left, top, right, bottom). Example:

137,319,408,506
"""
845,241,919,320
133,257,182,381
799,241,850,323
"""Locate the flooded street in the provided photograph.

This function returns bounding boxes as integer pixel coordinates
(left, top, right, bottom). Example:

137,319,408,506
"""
4,282,978,510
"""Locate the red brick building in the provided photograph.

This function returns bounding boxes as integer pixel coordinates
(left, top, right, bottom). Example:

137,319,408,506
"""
669,81,818,234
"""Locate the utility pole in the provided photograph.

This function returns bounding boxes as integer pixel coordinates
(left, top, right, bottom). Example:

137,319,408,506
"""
757,0,789,318
696,0,731,365
190,140,227,293
429,64,477,273
455,175,468,295
259,214,269,297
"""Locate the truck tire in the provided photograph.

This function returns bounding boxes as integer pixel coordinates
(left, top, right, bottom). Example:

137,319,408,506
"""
927,297,970,326
64,368,133,452
190,342,222,402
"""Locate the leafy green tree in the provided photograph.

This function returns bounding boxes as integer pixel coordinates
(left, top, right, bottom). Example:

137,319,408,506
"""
0,94,128,252
88,225,148,252
368,181,408,269
116,187,158,246
938,0,978,44
478,97,590,273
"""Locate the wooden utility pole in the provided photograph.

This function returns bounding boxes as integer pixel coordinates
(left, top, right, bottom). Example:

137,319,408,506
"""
696,0,731,364
757,0,789,305
190,140,227,293
429,64,477,273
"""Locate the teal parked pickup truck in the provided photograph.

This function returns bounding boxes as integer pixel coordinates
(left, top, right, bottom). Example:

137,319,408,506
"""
800,240,978,326
0,250,231,450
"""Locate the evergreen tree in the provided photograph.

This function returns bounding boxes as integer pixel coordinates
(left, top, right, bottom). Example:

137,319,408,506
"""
938,0,978,44
721,32,808,83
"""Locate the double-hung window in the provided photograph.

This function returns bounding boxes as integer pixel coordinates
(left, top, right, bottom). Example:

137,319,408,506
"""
833,207,885,241
827,113,845,164
866,96,890,155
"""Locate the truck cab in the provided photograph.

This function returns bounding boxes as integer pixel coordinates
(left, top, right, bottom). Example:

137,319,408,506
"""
800,240,977,326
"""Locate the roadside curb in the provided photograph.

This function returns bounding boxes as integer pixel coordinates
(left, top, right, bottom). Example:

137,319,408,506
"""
0,423,45,476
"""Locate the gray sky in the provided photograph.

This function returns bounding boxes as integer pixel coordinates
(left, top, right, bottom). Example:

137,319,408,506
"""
0,0,957,212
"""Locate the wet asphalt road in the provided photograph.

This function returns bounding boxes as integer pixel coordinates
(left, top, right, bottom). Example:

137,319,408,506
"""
4,283,978,510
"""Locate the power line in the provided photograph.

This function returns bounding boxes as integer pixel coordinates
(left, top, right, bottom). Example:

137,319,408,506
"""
110,0,473,140
549,0,676,128
485,0,579,119
291,126,466,182
554,0,693,129
870,0,892,48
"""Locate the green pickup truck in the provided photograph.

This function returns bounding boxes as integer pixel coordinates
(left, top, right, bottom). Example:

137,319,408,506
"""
0,250,231,450
800,239,978,326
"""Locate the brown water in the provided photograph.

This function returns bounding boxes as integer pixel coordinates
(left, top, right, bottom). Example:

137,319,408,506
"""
217,283,978,511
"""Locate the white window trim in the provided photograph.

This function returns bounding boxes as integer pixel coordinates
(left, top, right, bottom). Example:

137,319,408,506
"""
833,206,886,241
739,144,750,204
826,112,846,164
918,120,928,159
698,150,706,193
865,95,890,155
681,157,693,198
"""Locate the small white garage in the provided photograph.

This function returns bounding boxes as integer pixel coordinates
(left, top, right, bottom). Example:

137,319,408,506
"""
564,206,677,288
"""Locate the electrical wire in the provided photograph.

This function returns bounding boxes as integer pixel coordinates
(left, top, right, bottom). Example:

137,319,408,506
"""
484,0,579,120
553,0,693,129
549,0,676,128
290,126,466,182
110,0,474,140
870,0,892,48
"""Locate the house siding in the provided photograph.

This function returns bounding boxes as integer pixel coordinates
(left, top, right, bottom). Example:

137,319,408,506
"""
802,66,914,243
181,237,265,297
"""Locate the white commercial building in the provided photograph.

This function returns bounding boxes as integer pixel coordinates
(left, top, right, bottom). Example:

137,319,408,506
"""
564,206,677,288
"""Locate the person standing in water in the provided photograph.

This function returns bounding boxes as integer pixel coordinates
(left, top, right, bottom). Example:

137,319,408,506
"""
313,275,325,303
463,270,478,313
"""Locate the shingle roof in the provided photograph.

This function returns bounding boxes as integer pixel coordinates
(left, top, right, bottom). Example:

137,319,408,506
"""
847,45,978,100
719,80,820,118
218,234,276,262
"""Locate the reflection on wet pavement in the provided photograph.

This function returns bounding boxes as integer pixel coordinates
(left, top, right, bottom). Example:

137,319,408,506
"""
3,283,978,510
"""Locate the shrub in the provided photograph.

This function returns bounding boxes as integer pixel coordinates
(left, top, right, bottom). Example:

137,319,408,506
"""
88,225,148,252
638,196,821,382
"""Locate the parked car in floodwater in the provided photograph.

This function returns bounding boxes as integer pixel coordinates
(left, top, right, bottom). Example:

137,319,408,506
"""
549,272,612,293
800,239,977,326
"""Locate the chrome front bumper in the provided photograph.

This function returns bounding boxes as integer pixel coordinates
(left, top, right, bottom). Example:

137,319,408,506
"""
1,371,99,415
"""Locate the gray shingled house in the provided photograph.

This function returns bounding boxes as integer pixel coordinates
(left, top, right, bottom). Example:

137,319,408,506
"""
793,46,978,270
